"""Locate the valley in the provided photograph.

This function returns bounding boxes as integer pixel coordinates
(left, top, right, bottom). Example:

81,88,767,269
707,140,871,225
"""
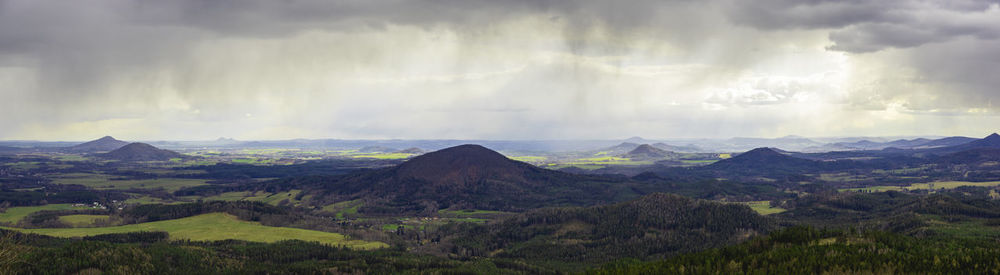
3,134,1000,273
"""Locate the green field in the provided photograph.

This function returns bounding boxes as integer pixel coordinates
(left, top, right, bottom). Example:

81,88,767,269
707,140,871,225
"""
53,155,88,161
245,190,304,206
49,173,207,191
840,181,1000,193
4,161,41,170
350,153,414,159
230,157,281,165
740,201,787,215
58,215,108,227
546,163,606,170
438,209,506,216
7,213,386,249
509,156,547,163
720,201,786,215
322,199,364,219
566,156,655,166
0,204,90,223
125,195,176,205
681,160,717,165
198,191,255,201
181,190,309,206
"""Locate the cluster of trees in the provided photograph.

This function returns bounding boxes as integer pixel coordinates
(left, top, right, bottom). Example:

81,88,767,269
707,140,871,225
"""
438,193,774,271
0,188,124,207
176,158,401,180
775,188,1000,234
119,201,289,224
589,226,1000,274
0,230,554,274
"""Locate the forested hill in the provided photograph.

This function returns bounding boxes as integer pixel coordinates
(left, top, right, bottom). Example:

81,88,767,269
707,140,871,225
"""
444,193,775,270
101,143,187,161
271,144,639,213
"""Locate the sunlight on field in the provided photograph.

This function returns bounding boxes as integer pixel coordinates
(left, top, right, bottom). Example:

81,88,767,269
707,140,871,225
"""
350,153,414,159
198,191,254,201
509,156,547,162
840,181,1000,193
0,204,90,223
322,199,364,219
8,213,387,249
438,209,506,216
559,156,655,167
724,201,786,215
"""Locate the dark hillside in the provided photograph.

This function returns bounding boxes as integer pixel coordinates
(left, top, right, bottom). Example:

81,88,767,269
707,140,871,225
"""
446,193,774,268
101,143,186,161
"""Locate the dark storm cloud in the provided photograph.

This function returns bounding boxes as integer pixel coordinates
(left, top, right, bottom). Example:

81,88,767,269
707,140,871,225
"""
726,0,1000,53
725,0,897,30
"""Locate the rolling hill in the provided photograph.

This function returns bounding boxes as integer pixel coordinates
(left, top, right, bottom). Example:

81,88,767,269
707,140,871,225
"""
276,144,637,212
596,142,641,155
621,144,680,160
100,143,187,161
651,142,702,153
395,147,425,154
68,136,130,152
707,147,820,174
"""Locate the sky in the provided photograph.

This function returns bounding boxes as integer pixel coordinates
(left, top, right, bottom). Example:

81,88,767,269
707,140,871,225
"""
2,0,999,141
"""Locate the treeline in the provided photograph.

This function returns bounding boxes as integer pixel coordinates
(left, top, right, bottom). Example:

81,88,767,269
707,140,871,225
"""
589,226,1000,274
118,201,289,224
775,188,1000,234
175,159,400,179
0,230,555,274
0,189,125,207
439,193,774,271
17,208,111,228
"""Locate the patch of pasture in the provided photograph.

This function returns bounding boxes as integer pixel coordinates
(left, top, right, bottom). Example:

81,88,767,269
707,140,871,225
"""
840,181,1000,193
7,213,387,249
0,204,90,224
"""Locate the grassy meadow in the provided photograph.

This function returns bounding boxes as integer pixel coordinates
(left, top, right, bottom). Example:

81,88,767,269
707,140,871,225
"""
0,204,90,224
840,181,1000,193
7,213,386,249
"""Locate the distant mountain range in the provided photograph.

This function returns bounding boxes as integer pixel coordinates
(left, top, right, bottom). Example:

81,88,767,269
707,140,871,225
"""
805,136,978,152
2,132,997,154
931,133,1000,154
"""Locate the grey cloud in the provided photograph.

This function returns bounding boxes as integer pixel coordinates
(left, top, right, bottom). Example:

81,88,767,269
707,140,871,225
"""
725,0,897,30
726,0,1000,53
3,0,1000,139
